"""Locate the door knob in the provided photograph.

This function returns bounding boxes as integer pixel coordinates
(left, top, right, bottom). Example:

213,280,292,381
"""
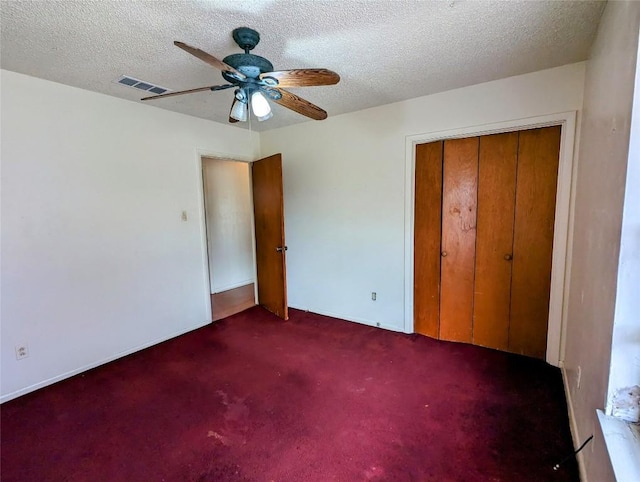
504,254,513,261
441,251,448,257
276,246,288,252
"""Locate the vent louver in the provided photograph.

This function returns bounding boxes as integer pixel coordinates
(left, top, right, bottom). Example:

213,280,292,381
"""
115,76,170,95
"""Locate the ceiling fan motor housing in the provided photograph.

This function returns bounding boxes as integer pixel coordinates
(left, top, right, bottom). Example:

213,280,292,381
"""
223,27,274,82
232,27,260,51
222,53,274,81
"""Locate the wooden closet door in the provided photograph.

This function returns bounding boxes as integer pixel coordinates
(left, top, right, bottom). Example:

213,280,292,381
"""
509,126,561,358
414,141,444,338
472,132,519,351
439,137,479,343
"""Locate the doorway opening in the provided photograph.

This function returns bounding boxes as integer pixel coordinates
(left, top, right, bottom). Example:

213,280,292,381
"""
202,156,257,321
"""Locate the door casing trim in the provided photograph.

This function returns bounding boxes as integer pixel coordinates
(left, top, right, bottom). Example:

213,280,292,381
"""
404,111,578,366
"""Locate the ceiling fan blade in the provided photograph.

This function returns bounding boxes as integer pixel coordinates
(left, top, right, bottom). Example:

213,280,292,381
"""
260,69,340,88
141,84,234,101
273,88,328,120
174,41,246,79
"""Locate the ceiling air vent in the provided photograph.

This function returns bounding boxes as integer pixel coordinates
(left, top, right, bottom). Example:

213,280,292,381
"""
115,75,170,95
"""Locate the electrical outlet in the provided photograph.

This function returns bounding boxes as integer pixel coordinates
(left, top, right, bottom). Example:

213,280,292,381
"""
371,292,377,301
15,344,29,360
577,366,582,389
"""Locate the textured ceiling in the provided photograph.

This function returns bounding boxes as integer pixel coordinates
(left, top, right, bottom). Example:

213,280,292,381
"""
1,0,605,131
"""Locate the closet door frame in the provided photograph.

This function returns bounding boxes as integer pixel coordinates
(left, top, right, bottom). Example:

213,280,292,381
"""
404,111,577,366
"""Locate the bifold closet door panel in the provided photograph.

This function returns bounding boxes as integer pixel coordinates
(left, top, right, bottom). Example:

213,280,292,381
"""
439,137,479,343
414,141,444,338
509,126,561,359
472,132,518,351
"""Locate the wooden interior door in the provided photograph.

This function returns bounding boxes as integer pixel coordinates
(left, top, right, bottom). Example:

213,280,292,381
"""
252,154,288,320
472,132,518,351
439,137,479,343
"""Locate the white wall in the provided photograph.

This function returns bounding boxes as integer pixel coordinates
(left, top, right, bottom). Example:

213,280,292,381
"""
260,63,585,333
0,70,259,401
608,26,640,415
563,2,640,481
203,158,254,293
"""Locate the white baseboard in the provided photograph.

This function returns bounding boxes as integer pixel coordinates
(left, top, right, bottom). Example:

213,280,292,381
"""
288,305,403,333
0,319,212,404
561,364,588,482
211,279,254,294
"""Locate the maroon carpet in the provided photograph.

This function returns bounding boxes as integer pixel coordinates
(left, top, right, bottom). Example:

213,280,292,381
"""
1,307,578,481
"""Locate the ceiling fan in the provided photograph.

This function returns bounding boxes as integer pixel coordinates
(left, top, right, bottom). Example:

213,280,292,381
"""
141,27,340,123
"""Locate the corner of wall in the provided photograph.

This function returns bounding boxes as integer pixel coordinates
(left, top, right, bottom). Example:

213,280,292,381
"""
561,365,589,482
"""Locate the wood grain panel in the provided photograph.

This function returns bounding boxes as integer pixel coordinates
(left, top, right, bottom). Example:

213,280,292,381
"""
472,132,518,351
414,141,443,338
252,154,288,320
173,41,245,78
439,137,479,343
141,84,233,101
273,89,327,120
260,69,340,87
509,126,561,358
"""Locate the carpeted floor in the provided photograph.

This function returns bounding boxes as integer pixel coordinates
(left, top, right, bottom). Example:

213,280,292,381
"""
1,307,578,481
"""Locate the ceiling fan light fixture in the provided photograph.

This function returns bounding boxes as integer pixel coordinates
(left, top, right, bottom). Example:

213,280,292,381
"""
230,98,248,121
251,91,271,118
235,89,247,102
256,110,273,122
